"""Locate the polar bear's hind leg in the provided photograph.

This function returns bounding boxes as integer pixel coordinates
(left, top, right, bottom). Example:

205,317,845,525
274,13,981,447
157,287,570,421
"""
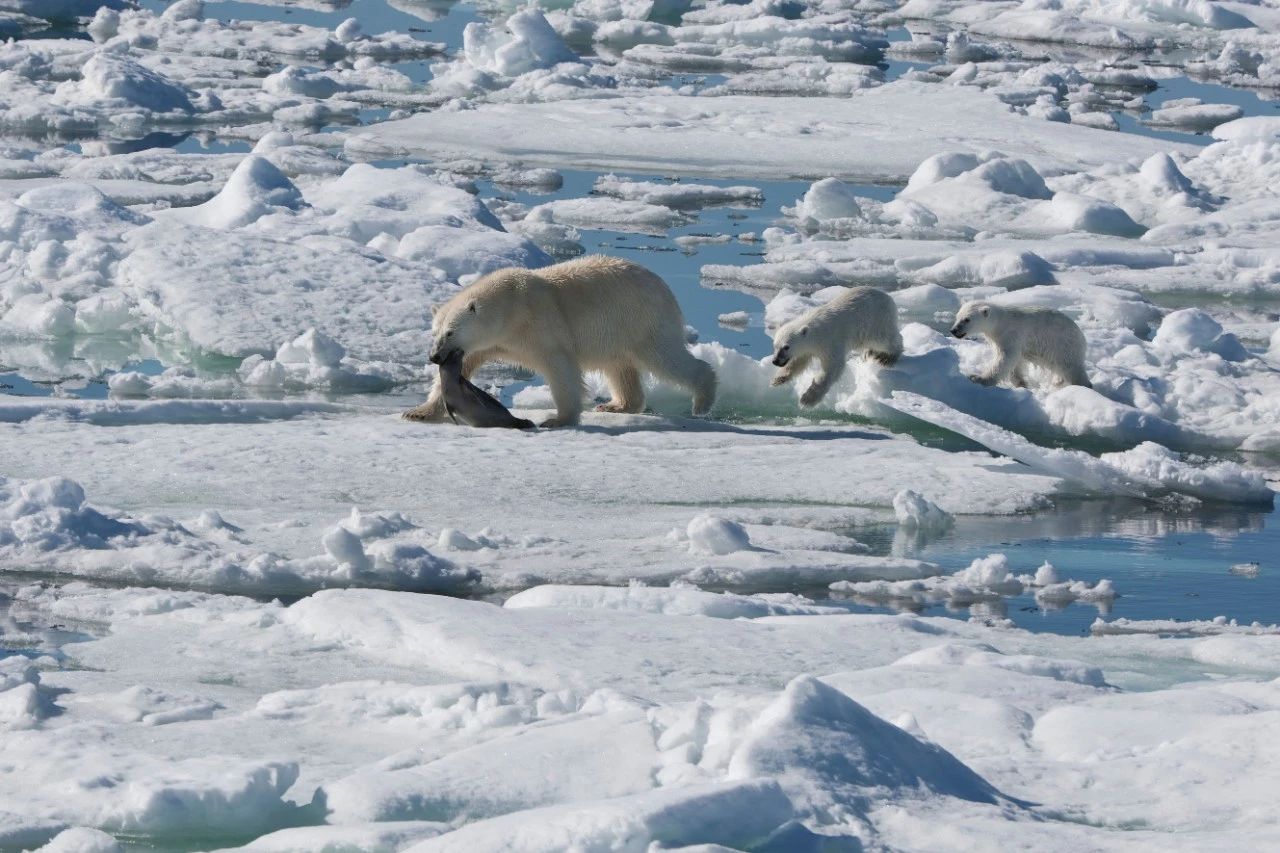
598,364,645,413
644,347,716,416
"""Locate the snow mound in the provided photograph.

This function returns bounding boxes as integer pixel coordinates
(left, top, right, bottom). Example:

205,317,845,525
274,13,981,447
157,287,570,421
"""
687,514,751,555
727,675,1005,825
77,52,195,114
163,155,305,230
789,177,863,225
891,642,1107,686
1151,308,1249,361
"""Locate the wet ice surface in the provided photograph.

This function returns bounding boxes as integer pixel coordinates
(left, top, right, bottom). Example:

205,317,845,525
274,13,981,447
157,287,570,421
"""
4,0,1280,849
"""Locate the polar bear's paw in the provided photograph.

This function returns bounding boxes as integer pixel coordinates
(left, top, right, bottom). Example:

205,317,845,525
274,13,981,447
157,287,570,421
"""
403,403,445,422
799,385,825,407
540,415,580,428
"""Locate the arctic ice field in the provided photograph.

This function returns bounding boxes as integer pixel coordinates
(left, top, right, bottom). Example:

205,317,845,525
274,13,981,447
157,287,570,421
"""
3,0,1280,850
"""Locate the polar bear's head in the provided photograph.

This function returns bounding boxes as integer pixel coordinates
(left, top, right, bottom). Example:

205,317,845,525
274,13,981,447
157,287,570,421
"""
950,301,997,339
429,275,518,364
770,319,811,367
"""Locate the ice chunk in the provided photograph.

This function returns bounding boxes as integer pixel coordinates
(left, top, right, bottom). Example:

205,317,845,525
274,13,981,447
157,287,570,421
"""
687,514,751,555
1148,102,1243,132
1151,308,1249,361
790,177,863,223
76,52,195,114
592,175,761,209
404,780,794,852
886,392,1273,504
893,489,954,534
35,827,122,853
525,197,691,234
462,8,578,77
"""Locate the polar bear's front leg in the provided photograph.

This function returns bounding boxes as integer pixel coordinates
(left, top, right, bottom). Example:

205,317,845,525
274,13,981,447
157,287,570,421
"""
972,347,1016,387
799,354,845,407
539,350,585,428
770,353,811,387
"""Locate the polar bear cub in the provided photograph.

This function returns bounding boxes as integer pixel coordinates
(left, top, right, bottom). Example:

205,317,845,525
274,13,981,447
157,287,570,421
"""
770,286,903,407
405,255,717,427
950,301,1091,388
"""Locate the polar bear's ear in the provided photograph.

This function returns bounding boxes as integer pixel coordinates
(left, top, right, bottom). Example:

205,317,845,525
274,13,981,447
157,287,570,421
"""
468,301,477,313
430,305,441,318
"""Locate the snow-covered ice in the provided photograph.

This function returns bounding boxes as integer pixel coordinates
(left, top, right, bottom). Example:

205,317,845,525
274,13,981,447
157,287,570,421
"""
350,81,1184,182
4,0,1280,848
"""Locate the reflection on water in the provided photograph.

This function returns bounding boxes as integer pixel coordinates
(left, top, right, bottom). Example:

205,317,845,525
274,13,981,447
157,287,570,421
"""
0,585,97,663
829,497,1280,636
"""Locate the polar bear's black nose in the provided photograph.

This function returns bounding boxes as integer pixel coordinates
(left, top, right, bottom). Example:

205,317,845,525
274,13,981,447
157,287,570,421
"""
772,354,788,367
950,328,965,339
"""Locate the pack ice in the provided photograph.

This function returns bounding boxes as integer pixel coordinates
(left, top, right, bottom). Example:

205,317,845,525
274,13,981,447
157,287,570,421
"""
3,0,1280,849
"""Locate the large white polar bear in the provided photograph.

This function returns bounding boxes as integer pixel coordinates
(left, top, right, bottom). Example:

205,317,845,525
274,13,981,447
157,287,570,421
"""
770,286,903,407
404,256,717,427
950,301,1092,388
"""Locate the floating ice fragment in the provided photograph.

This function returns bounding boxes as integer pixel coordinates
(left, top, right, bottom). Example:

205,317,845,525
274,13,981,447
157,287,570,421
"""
893,489,954,534
789,177,862,224
1034,561,1060,586
78,52,196,114
35,827,122,853
335,17,362,43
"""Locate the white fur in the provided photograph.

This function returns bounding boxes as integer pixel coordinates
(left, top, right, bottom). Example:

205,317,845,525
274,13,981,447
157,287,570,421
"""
405,255,717,427
769,286,903,407
950,300,1092,388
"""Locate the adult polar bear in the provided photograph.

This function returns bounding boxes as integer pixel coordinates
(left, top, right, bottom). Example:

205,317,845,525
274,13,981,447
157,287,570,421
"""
404,256,717,427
